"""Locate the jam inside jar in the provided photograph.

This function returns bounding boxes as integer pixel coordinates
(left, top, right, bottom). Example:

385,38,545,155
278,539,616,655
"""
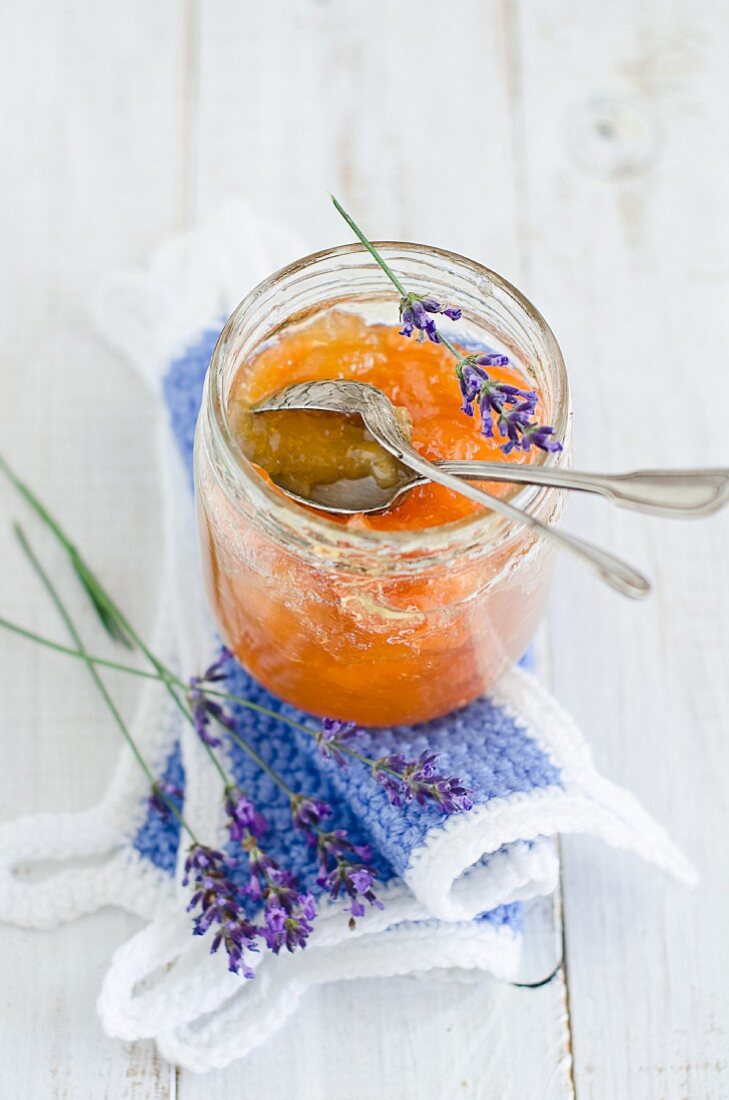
195,243,571,726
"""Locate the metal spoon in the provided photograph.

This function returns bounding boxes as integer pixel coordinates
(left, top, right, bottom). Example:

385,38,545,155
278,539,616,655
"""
256,453,729,520
253,380,652,599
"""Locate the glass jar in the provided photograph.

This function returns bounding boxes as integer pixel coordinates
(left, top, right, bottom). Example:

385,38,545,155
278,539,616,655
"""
194,243,571,727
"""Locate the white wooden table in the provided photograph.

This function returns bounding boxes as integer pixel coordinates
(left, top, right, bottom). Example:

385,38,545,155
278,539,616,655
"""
1,2,728,1096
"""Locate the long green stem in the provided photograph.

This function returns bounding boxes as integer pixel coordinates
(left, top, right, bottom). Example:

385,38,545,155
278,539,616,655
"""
330,194,408,296
0,453,190,698
331,194,466,363
13,524,196,842
0,456,131,646
1,456,403,784
0,614,316,737
0,617,158,676
0,611,400,778
0,454,231,787
224,726,296,799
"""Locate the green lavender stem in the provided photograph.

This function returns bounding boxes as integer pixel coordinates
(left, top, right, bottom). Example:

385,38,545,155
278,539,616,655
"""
0,455,403,783
0,452,231,787
6,536,349,846
0,612,400,780
330,194,465,364
12,523,196,841
224,725,296,799
0,612,320,738
330,194,408,296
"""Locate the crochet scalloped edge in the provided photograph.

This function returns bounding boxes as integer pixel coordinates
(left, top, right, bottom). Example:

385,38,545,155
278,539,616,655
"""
156,918,521,1073
405,664,696,919
97,883,521,1070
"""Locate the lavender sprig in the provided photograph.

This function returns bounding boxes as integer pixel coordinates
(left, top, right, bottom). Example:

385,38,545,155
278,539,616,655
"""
227,792,317,954
331,195,562,457
315,718,358,765
225,785,268,840
372,750,474,812
290,794,382,922
307,710,474,815
183,844,259,976
399,293,462,342
187,648,237,747
312,717,474,815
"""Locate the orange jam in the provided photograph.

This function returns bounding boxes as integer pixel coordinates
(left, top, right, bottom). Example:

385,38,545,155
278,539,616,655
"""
197,311,558,726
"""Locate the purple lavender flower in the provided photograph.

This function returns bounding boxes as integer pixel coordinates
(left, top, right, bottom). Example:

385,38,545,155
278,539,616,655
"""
496,399,539,453
290,794,332,831
188,681,222,746
481,383,535,419
315,826,370,865
201,647,234,681
476,352,510,368
219,783,319,956
457,362,486,416
496,401,564,456
259,872,317,954
345,868,381,918
186,665,236,748
147,778,183,820
310,827,383,921
317,851,383,920
457,353,534,435
372,749,473,813
399,294,461,343
225,786,267,841
183,844,258,977
521,422,564,454
315,718,358,765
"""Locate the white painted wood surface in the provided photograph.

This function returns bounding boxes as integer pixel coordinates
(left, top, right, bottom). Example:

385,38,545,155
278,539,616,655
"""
0,1,727,1096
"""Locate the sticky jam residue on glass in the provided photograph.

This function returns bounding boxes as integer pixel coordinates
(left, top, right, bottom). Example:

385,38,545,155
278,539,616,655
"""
227,311,542,530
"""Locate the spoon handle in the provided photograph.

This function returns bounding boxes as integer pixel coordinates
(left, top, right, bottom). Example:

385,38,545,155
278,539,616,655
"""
437,462,729,518
387,444,650,599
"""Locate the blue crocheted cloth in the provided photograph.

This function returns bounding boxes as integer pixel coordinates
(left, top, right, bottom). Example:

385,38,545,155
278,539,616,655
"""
134,326,565,935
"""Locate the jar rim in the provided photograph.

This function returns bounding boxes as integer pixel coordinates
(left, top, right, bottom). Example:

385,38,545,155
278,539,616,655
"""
202,240,572,563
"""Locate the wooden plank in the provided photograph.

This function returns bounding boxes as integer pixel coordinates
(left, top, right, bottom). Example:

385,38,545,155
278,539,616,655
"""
179,977,571,1100
0,1,187,1096
180,1,573,1095
192,0,522,270
515,1,729,1096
